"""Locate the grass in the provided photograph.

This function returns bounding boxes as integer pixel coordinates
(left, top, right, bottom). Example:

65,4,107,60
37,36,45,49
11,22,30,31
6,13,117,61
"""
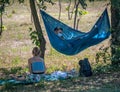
0,0,120,92
0,71,120,92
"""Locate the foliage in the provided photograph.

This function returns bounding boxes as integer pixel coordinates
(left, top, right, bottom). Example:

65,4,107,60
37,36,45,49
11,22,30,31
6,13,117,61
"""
111,45,120,65
29,27,40,47
95,46,110,63
0,4,4,12
0,25,7,31
36,0,54,10
111,0,120,8
75,8,88,16
110,0,120,65
10,67,22,74
66,7,88,16
79,0,87,9
0,0,9,4
93,63,120,74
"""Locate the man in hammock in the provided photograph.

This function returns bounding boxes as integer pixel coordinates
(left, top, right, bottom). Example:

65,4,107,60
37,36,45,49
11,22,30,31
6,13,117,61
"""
54,27,64,39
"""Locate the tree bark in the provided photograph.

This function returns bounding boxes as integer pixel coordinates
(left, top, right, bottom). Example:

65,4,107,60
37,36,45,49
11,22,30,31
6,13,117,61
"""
67,0,71,20
0,4,4,36
0,9,2,36
73,0,80,29
76,18,80,30
29,0,46,59
58,0,61,20
110,0,120,65
70,0,77,19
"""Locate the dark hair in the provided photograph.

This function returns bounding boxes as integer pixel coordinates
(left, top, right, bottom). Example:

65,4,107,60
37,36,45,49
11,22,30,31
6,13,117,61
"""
54,27,63,32
32,47,40,56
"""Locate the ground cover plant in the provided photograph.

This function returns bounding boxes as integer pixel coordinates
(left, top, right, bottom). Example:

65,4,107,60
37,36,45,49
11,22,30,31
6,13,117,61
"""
0,0,120,92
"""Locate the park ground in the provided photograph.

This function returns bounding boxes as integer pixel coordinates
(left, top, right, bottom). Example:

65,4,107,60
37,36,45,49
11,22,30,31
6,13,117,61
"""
0,0,120,92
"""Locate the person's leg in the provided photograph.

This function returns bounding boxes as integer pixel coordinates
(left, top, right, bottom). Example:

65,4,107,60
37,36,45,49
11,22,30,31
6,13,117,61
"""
9,74,26,81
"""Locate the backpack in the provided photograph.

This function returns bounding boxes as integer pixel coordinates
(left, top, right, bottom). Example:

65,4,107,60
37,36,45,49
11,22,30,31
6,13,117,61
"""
79,58,92,77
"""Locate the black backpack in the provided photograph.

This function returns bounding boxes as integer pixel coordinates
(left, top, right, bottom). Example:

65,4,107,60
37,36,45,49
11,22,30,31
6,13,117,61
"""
79,58,92,77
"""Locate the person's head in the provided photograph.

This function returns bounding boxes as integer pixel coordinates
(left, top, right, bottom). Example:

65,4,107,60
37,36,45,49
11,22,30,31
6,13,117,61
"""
32,47,40,56
54,27,63,34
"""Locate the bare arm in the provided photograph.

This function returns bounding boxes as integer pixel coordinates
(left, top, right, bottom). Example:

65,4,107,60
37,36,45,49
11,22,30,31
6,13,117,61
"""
28,58,32,73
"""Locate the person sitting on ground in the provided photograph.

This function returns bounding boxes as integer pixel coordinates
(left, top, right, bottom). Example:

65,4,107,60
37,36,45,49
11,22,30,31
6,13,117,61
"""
28,47,45,74
54,27,64,39
10,47,46,82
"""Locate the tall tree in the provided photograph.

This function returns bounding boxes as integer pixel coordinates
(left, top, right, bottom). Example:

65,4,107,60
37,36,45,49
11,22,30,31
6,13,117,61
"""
29,0,46,59
110,0,120,65
89,0,120,65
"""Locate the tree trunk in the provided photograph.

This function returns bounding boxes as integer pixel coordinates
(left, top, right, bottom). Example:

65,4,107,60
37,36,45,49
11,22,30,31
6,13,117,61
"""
76,18,80,30
110,0,120,65
70,0,77,19
0,9,2,36
73,0,79,29
29,0,46,59
58,0,61,20
67,0,71,20
0,4,4,36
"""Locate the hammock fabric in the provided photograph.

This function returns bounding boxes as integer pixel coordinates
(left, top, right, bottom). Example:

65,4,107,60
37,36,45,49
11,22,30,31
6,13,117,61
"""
40,8,110,55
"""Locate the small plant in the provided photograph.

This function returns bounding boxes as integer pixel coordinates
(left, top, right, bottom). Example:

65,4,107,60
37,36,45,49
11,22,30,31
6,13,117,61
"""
95,46,110,63
76,8,88,16
10,67,22,74
93,63,110,74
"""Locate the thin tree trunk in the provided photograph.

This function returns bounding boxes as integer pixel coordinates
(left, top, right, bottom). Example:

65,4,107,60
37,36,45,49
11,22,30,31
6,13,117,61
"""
0,9,2,36
70,0,77,19
29,0,46,59
0,4,4,36
58,0,61,20
73,0,79,29
67,0,71,20
110,0,120,65
76,18,80,30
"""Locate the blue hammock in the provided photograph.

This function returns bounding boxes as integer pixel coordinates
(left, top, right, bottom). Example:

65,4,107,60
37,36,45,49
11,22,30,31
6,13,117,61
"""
40,8,110,55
